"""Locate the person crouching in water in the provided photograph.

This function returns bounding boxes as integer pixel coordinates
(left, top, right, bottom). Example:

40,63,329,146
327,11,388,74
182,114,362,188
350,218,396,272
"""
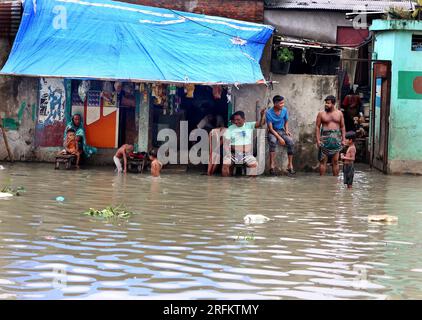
341,131,357,189
149,149,163,177
59,128,81,168
113,144,134,173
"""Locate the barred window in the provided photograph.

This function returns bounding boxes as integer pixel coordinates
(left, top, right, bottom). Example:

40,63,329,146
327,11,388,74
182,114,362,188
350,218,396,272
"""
412,34,422,51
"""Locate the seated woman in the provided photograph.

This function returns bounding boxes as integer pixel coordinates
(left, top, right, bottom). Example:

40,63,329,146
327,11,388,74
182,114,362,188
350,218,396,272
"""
63,113,97,161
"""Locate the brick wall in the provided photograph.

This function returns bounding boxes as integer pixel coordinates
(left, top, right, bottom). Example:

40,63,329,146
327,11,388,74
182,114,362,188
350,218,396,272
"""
122,0,264,23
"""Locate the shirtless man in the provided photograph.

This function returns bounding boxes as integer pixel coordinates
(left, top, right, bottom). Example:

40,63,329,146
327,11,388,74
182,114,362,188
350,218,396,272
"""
315,95,346,176
113,144,134,173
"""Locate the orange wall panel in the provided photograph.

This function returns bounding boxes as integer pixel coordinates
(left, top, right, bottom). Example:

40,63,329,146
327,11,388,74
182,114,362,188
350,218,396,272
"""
85,107,119,148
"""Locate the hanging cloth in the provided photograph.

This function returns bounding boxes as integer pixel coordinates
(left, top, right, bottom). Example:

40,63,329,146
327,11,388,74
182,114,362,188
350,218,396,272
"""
213,86,223,100
185,84,195,98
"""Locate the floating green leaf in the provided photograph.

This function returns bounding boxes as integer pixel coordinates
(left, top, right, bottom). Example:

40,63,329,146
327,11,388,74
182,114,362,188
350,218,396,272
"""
83,205,135,219
1,186,26,196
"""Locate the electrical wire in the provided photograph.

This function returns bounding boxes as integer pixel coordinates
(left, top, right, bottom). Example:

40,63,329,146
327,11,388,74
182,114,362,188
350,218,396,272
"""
314,51,342,56
167,8,270,45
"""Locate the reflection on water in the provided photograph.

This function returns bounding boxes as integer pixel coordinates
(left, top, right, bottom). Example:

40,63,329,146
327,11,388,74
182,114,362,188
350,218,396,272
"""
1,163,422,300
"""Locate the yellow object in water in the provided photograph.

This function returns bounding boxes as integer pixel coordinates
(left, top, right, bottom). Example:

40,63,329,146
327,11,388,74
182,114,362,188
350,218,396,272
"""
368,215,398,222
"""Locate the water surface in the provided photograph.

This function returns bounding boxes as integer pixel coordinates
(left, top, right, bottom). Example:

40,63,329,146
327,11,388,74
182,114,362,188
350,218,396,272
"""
0,163,422,300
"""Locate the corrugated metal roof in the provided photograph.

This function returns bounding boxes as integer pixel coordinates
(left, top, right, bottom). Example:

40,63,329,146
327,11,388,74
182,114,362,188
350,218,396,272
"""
265,0,415,11
0,1,22,38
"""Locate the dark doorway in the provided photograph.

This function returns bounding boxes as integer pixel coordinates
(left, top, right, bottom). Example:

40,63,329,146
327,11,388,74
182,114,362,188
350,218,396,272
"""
119,107,137,146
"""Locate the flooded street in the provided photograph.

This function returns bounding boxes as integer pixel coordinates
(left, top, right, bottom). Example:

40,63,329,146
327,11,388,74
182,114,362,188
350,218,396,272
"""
1,163,422,300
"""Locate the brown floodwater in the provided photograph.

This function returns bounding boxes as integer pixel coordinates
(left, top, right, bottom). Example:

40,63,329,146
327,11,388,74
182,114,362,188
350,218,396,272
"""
0,162,422,300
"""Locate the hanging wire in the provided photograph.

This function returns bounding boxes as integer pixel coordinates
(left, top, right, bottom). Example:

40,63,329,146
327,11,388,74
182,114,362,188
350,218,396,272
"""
167,8,271,45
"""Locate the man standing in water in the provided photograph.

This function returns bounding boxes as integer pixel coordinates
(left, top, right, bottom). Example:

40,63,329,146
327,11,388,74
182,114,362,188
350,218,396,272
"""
315,96,346,176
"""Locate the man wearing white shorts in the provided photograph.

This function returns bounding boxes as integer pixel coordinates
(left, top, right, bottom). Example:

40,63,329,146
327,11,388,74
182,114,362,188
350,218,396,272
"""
222,110,265,177
113,144,133,173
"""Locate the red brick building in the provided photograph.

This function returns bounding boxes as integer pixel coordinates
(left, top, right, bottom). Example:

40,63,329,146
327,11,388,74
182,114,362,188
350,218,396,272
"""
122,0,264,23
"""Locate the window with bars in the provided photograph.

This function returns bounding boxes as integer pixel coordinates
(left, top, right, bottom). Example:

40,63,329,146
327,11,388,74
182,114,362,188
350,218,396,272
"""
412,34,422,51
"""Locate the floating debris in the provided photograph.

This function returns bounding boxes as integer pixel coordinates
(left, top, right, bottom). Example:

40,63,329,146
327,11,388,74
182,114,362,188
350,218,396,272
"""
0,193,12,200
0,192,13,199
0,165,5,170
368,215,398,223
0,186,25,196
244,214,270,224
236,231,255,241
83,205,135,219
55,196,65,202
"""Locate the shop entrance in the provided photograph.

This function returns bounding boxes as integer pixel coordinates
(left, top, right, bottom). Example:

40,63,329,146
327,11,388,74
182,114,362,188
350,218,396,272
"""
338,54,372,164
151,84,229,151
70,80,137,149
339,57,392,172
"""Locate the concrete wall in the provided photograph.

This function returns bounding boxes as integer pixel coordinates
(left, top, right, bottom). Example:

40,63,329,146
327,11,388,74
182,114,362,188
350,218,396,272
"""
233,74,338,172
0,74,338,170
0,76,39,162
371,20,422,174
264,10,352,43
123,0,265,23
0,37,39,162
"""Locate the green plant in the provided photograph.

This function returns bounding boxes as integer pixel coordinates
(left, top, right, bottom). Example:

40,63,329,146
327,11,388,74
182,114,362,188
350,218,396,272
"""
1,186,25,196
387,1,422,20
276,47,294,63
387,7,413,19
413,0,422,19
83,205,135,219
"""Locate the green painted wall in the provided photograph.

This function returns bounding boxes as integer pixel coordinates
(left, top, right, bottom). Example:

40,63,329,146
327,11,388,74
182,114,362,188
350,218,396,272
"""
371,20,422,163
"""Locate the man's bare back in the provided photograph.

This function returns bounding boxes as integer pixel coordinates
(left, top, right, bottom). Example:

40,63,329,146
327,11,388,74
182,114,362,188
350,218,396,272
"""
115,144,132,158
113,144,133,173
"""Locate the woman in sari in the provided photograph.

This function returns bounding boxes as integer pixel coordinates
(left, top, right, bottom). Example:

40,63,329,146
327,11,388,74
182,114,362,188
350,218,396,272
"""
63,113,97,158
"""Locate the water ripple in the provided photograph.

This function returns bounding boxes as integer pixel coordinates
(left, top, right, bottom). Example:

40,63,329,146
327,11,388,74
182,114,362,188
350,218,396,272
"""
1,163,422,299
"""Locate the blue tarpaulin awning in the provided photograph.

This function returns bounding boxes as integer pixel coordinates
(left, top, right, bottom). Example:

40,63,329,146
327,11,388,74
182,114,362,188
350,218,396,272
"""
0,0,274,84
